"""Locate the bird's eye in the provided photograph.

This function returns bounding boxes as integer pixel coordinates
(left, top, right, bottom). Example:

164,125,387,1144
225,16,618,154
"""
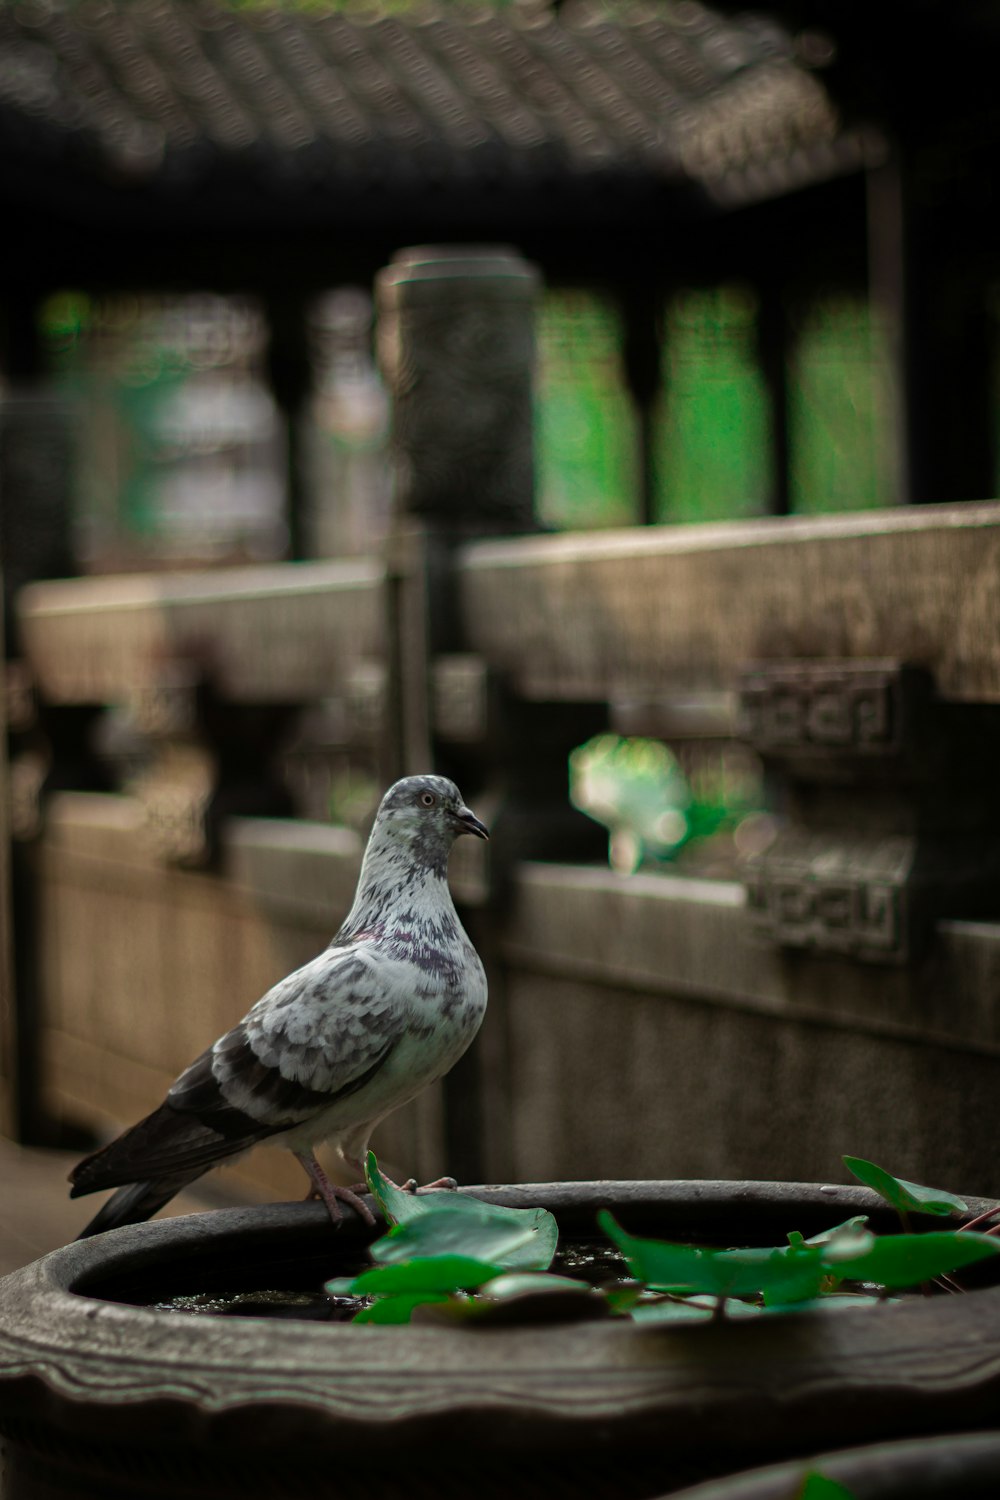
420,792,436,807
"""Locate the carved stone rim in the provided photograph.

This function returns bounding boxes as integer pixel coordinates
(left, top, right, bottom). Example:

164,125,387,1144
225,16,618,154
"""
670,1431,1000,1500
3,1181,1000,1454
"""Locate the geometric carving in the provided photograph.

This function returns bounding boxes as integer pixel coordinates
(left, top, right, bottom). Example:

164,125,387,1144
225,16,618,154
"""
743,829,915,963
745,826,1000,965
746,871,904,960
737,660,928,758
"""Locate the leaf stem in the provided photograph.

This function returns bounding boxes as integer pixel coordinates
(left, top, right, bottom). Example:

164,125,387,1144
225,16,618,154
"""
959,1204,1000,1234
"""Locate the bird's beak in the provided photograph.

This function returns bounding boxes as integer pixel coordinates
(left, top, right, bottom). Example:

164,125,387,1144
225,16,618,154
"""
454,805,489,841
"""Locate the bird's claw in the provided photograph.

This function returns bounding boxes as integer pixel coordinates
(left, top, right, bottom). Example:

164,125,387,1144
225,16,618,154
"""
327,1183,377,1226
296,1151,376,1227
397,1175,458,1195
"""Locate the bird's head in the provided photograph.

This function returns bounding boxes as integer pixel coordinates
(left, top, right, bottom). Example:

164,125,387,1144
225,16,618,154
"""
373,775,489,868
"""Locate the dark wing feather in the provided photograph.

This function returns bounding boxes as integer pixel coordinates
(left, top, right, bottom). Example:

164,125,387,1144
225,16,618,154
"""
70,1022,397,1196
68,1096,279,1197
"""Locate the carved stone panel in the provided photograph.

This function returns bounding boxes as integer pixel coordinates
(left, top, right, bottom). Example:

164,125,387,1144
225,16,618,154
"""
737,660,928,758
744,828,1000,964
744,829,913,962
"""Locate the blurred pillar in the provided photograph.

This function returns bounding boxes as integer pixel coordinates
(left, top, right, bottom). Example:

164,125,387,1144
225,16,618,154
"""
264,290,313,561
620,282,662,526
757,281,792,518
0,393,78,651
0,578,14,1138
0,286,45,385
868,153,996,506
0,391,80,1142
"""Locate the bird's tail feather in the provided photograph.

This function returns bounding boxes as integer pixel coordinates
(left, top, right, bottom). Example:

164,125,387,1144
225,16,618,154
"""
76,1173,207,1239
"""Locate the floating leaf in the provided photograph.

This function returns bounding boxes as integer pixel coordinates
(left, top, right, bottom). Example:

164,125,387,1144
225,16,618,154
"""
630,1295,770,1324
353,1293,450,1324
630,1297,724,1324
758,1293,890,1317
599,1212,831,1305
604,1284,644,1316
325,1254,503,1300
828,1229,1000,1289
365,1155,439,1225
480,1272,592,1301
371,1202,555,1272
324,1276,365,1298
843,1157,968,1216
632,1291,891,1325
798,1472,857,1499
364,1158,560,1266
812,1224,877,1264
804,1216,870,1246
416,1271,605,1326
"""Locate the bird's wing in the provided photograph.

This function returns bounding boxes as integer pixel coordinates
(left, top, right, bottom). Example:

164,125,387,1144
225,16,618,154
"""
71,943,404,1195
220,940,409,1114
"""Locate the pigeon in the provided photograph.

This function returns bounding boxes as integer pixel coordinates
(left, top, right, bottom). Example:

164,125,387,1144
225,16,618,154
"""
69,774,489,1237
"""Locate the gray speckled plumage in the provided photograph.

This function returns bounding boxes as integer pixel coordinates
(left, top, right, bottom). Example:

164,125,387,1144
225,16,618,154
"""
70,775,489,1236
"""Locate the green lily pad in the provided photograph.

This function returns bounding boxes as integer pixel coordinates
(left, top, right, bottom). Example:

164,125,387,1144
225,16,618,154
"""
827,1229,1000,1289
803,1216,871,1246
365,1154,558,1271
599,1212,833,1305
413,1271,604,1326
798,1472,857,1499
325,1254,504,1300
353,1292,451,1324
630,1295,763,1323
364,1155,441,1225
843,1156,968,1216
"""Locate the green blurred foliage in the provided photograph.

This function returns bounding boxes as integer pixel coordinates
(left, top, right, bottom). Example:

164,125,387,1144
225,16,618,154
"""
536,290,638,530
569,733,767,875
655,284,772,523
790,298,893,513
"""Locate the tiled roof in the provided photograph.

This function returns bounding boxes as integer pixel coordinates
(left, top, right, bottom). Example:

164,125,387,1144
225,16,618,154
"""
0,0,875,221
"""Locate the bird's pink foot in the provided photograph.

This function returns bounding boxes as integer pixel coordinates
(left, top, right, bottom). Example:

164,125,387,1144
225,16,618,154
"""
295,1150,375,1227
